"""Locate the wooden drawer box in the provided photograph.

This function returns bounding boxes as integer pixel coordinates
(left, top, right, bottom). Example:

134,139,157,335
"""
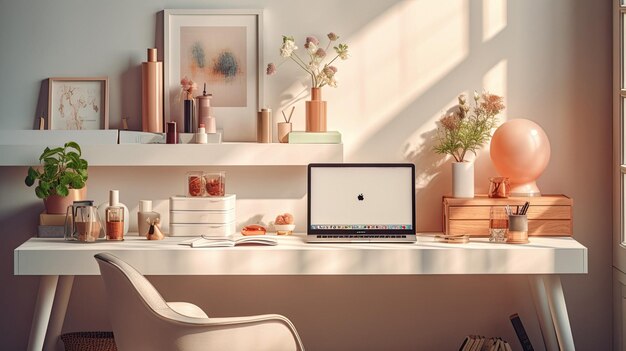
443,195,573,237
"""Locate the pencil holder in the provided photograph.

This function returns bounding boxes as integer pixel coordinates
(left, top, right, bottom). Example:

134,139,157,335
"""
507,214,529,244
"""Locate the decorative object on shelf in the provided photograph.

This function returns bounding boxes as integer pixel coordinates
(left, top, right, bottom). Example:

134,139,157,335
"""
274,213,295,235
104,190,126,241
507,214,529,244
165,10,263,141
287,131,342,144
451,162,474,198
138,200,160,237
433,91,505,198
195,123,208,144
488,176,509,198
97,190,130,236
186,171,204,197
48,77,109,130
488,206,508,242
166,121,177,144
241,224,267,236
278,106,294,143
257,108,271,143
180,76,197,133
170,194,236,237
142,48,164,133
25,141,89,214
442,195,573,237
64,201,103,243
490,119,551,197
196,83,215,132
146,217,165,240
267,33,350,132
204,171,226,196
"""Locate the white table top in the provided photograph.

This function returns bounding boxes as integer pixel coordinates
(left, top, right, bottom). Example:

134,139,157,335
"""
14,235,587,276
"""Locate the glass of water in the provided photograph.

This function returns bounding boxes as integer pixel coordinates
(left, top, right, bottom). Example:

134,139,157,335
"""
489,206,508,242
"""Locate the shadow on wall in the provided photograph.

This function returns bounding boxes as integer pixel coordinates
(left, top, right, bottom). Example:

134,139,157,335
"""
273,1,511,231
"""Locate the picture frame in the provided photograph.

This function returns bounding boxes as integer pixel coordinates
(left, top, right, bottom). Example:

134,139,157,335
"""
164,9,263,141
47,77,109,130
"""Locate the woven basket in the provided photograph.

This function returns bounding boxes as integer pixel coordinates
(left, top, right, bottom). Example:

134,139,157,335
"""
60,331,117,351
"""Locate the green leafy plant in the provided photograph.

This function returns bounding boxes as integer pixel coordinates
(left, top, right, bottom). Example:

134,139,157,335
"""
433,91,505,162
24,141,88,199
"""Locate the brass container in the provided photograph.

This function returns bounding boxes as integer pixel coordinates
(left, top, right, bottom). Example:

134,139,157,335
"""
305,87,327,132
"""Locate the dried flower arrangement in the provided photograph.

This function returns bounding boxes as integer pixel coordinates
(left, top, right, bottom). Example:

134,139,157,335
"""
433,91,505,162
266,33,349,88
180,76,197,100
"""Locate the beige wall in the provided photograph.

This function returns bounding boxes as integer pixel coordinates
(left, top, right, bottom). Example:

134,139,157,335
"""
0,0,611,350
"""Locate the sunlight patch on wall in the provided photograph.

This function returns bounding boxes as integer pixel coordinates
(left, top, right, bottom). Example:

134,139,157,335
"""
482,59,508,122
482,0,507,42
330,0,470,158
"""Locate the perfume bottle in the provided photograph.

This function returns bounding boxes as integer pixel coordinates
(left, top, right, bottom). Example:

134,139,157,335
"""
138,200,160,237
104,190,126,241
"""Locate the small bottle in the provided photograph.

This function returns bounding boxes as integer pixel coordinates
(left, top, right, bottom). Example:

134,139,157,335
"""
257,108,271,143
138,200,161,237
166,121,177,144
105,190,125,241
195,123,208,144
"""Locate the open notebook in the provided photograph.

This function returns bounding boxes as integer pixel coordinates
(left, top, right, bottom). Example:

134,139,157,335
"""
179,234,278,248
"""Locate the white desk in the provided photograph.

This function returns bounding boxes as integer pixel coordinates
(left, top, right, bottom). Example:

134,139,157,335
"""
14,235,587,351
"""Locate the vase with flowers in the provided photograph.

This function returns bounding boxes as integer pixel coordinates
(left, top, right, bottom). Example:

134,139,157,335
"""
180,76,197,133
433,91,505,198
267,32,349,132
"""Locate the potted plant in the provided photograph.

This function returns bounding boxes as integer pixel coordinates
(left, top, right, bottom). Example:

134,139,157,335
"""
25,141,88,214
433,91,505,198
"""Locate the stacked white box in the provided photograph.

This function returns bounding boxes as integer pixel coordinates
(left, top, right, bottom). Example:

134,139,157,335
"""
169,194,236,236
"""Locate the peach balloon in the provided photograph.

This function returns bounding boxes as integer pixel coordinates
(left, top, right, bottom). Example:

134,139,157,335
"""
489,119,551,196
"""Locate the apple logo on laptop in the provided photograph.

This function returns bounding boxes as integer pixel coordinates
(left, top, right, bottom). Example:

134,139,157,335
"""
357,193,364,201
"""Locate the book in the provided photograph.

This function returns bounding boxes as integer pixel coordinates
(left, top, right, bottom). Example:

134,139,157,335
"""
288,131,342,144
179,234,278,248
118,130,165,144
40,211,69,226
37,225,65,238
510,313,534,351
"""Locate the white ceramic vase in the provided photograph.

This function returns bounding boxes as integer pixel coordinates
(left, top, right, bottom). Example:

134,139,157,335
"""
452,162,474,198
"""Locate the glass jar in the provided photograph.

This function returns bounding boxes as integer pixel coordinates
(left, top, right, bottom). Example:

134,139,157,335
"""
204,171,225,197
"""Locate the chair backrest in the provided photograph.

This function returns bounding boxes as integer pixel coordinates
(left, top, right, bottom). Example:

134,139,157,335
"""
95,252,175,349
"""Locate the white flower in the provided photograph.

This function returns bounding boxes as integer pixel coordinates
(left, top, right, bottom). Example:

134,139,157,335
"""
306,41,318,54
280,36,298,57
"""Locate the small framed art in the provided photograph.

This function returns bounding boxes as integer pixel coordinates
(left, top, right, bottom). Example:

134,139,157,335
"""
164,9,263,141
48,77,109,130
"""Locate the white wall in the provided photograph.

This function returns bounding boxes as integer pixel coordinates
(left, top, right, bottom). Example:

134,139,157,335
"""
0,0,611,350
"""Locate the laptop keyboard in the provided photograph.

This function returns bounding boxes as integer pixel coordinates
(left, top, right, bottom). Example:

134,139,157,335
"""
316,235,407,239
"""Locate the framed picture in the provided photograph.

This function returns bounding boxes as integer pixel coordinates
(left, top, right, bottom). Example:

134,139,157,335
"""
164,9,263,141
48,77,109,130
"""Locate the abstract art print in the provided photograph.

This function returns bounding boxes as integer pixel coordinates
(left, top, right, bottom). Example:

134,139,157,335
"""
48,77,109,130
180,26,247,107
165,9,263,141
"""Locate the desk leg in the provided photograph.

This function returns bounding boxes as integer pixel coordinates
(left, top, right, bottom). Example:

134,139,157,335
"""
44,276,74,351
529,275,576,351
27,275,58,351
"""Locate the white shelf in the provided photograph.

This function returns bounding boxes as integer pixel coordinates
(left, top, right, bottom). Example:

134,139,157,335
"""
0,143,343,166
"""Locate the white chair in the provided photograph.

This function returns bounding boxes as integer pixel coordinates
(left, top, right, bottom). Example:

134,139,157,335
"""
95,252,305,351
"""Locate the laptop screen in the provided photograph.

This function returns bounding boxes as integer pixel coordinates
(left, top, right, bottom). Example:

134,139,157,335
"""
307,163,415,235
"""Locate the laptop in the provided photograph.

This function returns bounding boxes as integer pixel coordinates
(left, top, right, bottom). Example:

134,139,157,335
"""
307,163,416,243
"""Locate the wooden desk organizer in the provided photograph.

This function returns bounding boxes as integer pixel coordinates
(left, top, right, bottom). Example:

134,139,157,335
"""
442,194,573,237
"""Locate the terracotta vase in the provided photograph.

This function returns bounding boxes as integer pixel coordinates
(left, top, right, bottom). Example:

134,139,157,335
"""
305,87,327,132
43,187,87,214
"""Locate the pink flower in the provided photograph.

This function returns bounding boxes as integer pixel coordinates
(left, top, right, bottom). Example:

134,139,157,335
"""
327,32,339,41
304,36,320,49
314,48,326,58
266,63,277,75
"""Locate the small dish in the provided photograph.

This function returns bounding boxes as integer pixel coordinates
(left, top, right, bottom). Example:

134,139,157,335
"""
274,224,295,236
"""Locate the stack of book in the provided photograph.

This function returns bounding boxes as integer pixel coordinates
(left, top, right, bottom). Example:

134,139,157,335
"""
458,336,511,351
38,211,67,238
169,195,236,236
287,131,341,144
